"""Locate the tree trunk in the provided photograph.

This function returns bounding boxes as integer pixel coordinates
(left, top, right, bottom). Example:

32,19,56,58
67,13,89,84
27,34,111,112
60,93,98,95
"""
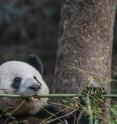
52,0,116,123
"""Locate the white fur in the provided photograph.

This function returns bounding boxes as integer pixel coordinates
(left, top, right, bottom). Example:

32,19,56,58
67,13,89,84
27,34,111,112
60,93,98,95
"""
0,61,49,114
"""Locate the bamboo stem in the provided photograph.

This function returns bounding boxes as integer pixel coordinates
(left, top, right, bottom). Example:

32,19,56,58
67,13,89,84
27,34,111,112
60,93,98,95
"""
0,93,116,98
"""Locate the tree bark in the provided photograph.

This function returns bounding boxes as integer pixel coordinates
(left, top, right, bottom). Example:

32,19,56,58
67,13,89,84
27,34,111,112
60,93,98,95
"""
52,0,116,123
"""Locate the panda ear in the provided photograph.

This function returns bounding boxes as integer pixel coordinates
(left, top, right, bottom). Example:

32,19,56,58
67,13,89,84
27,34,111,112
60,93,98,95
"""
26,55,44,75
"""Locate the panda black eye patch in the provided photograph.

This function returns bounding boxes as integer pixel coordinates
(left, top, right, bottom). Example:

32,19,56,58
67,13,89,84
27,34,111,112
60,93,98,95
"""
12,77,22,89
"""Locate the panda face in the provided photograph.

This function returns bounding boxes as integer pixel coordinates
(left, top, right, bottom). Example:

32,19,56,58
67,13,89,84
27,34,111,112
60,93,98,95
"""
0,56,50,114
0,61,49,97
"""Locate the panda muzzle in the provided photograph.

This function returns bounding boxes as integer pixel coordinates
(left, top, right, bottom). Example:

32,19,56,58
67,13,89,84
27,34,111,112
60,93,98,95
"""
29,84,41,91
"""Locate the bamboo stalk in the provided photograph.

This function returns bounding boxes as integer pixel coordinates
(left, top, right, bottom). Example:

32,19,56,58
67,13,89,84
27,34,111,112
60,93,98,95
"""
0,93,116,98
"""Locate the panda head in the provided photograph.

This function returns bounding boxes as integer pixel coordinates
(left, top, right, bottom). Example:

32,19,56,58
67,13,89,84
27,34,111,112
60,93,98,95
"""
0,55,49,96
0,55,49,113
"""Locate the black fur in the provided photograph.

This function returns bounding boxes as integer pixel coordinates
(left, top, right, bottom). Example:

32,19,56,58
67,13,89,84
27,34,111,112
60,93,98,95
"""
66,110,89,124
11,77,22,90
26,54,44,75
34,105,67,124
34,105,89,124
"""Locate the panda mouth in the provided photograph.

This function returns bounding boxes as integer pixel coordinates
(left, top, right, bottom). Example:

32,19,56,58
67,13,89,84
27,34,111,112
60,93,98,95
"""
31,96,40,101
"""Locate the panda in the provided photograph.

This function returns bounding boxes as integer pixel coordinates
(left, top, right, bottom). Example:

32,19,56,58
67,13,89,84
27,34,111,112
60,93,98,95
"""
0,55,95,124
0,55,68,124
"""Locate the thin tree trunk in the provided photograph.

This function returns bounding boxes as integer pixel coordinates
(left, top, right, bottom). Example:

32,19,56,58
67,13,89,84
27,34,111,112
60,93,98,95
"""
52,0,116,123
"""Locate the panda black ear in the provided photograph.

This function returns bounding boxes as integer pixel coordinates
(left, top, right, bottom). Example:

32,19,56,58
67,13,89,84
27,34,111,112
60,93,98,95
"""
26,54,44,75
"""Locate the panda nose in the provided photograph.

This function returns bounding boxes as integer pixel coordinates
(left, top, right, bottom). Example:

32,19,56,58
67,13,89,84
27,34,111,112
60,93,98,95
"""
29,84,41,91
